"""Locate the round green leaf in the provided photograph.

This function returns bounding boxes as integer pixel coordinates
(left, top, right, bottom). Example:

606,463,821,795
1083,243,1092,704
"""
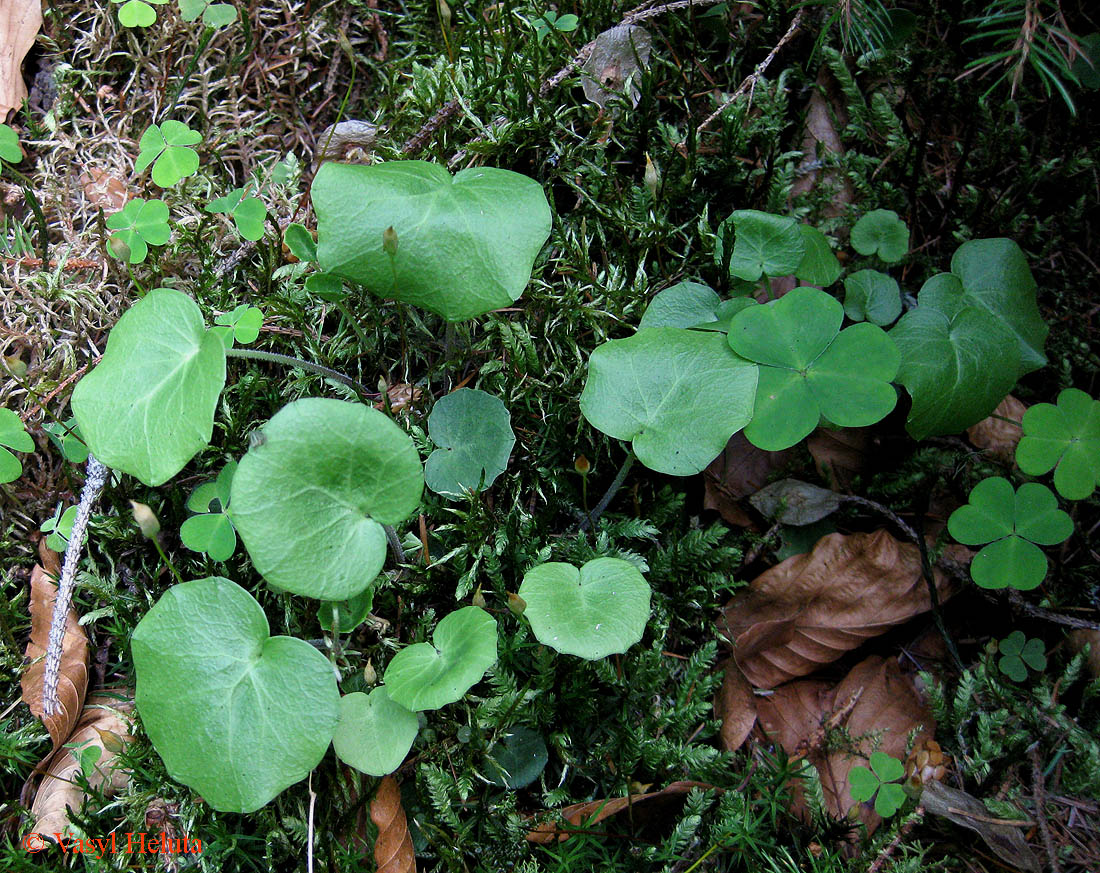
231,398,423,600
971,536,1048,590
180,512,237,561
214,304,263,344
850,209,909,263
869,751,904,783
518,557,651,660
842,269,901,325
946,476,1013,543
1020,638,1047,672
998,629,1026,658
131,577,340,813
638,282,721,330
43,418,90,465
0,407,33,453
579,328,758,475
203,3,237,26
117,0,156,26
848,765,879,802
233,197,267,241
875,783,906,817
728,210,805,281
998,652,1028,682
384,606,498,711
332,688,419,776
317,589,375,634
794,225,841,287
313,161,551,321
305,272,345,301
1017,388,1100,500
485,726,548,789
425,388,515,498
71,288,227,486
0,124,23,163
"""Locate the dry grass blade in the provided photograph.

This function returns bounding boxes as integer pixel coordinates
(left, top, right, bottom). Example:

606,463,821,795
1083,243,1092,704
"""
20,542,88,749
0,0,40,117
29,691,134,840
370,775,416,873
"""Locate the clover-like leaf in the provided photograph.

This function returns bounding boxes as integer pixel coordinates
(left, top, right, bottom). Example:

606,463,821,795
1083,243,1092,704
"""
997,630,1046,681
0,407,33,483
0,123,23,163
890,272,1019,439
71,288,227,486
206,188,266,240
105,198,171,264
424,388,515,498
485,726,548,789
41,504,80,551
843,269,901,326
317,589,375,634
42,417,89,464
384,606,497,711
518,558,651,660
727,210,806,282
180,461,237,561
1016,388,1100,500
284,223,318,262
638,282,722,330
214,304,263,345
849,752,906,817
794,224,841,287
178,0,237,26
332,688,419,777
230,398,423,600
134,121,202,187
947,477,1072,590
312,161,551,321
580,328,758,476
112,0,167,27
850,209,909,263
131,576,340,813
728,286,899,451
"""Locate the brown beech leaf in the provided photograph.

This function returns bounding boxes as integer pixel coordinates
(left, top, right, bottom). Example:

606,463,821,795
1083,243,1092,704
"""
21,542,89,750
966,394,1026,464
715,661,756,752
79,168,128,212
718,530,957,688
806,427,869,491
30,691,134,840
0,0,41,117
920,781,1041,873
756,656,934,834
704,433,799,527
527,781,719,844
370,775,416,873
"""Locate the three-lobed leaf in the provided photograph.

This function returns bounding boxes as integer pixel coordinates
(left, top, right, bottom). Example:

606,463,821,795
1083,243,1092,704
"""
997,630,1046,681
849,751,906,817
206,188,266,240
1016,388,1100,500
424,388,515,498
180,461,237,561
105,198,170,264
178,0,237,26
214,303,263,344
135,121,202,187
0,407,33,483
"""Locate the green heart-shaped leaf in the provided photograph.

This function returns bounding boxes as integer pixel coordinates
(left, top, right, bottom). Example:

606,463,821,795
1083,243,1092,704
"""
425,388,515,498
105,198,171,264
850,209,909,263
638,282,721,330
136,121,202,187
214,304,263,344
848,765,880,802
181,463,238,561
71,288,226,486
203,3,238,26
42,417,89,464
728,286,899,451
580,328,758,475
230,398,423,600
312,161,551,321
518,557,651,659
842,269,901,325
794,225,841,287
116,0,157,27
317,589,375,634
727,210,805,281
131,577,340,813
485,726,548,789
0,124,23,163
0,407,32,483
332,688,419,776
1016,388,1100,500
384,606,497,711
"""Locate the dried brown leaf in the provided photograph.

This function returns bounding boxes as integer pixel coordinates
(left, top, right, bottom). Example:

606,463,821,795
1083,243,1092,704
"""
370,775,416,873
581,25,652,110
966,394,1026,464
21,543,88,750
79,168,128,212
0,0,40,117
30,691,133,840
920,781,1041,873
790,70,854,215
715,662,756,752
703,433,799,527
527,781,719,844
718,530,957,688
806,427,869,491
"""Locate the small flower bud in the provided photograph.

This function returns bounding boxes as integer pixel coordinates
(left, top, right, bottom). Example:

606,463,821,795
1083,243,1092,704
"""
644,152,660,200
472,586,487,609
574,454,591,475
363,659,377,686
382,225,398,257
129,500,160,539
507,592,526,617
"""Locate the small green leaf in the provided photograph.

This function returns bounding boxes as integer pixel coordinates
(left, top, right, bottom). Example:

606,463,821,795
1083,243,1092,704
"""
105,198,171,264
332,688,419,776
203,3,238,26
384,606,498,711
638,282,721,330
42,417,89,464
180,513,237,561
317,589,375,634
0,407,32,483
996,631,1045,681
0,124,23,163
232,196,266,240
850,209,909,263
135,121,202,187
42,504,80,551
848,765,879,802
132,577,341,813
728,210,805,281
425,389,515,498
869,751,905,783
518,558,651,660
116,0,157,27
794,225,841,287
305,272,345,301
214,304,263,344
874,783,907,817
842,269,901,325
284,224,317,262
1016,388,1100,500
485,726,548,789
1020,637,1047,672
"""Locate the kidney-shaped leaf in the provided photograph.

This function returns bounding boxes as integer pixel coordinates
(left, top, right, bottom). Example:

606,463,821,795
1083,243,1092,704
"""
425,388,515,498
728,210,805,281
843,269,901,325
332,688,419,777
131,577,340,813
384,606,497,711
638,282,722,330
728,287,899,451
71,288,226,486
1016,388,1100,500
850,209,909,263
580,328,758,476
230,399,423,600
313,161,551,321
518,557,651,659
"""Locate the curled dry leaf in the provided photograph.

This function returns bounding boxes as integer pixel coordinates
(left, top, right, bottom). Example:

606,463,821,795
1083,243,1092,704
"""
704,433,798,527
0,0,41,117
755,656,934,834
581,25,652,110
790,70,854,216
966,394,1026,464
370,775,416,873
30,691,134,840
714,661,756,752
79,168,129,212
374,383,422,415
749,478,842,526
527,781,719,844
806,426,869,491
718,530,958,689
21,542,89,750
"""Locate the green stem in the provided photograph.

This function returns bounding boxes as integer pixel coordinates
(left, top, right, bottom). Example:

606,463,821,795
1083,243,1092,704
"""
165,27,215,118
152,537,183,585
225,348,372,397
579,450,635,532
334,298,372,353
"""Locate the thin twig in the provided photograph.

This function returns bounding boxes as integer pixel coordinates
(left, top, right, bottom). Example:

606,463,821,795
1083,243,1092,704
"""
1029,742,1062,873
579,451,635,532
867,805,925,873
225,348,373,397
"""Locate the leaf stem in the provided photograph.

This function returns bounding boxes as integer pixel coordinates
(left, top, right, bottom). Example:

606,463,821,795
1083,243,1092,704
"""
225,348,373,397
151,536,183,585
579,449,635,532
334,298,372,353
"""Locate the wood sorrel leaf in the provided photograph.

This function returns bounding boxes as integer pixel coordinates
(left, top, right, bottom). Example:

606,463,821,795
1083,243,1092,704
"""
1016,388,1100,500
312,161,551,321
850,209,909,263
580,328,758,476
842,269,901,325
230,398,423,600
384,606,497,711
424,388,515,498
131,577,340,813
727,210,805,281
71,288,226,486
0,407,33,483
332,688,419,777
518,557,651,660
